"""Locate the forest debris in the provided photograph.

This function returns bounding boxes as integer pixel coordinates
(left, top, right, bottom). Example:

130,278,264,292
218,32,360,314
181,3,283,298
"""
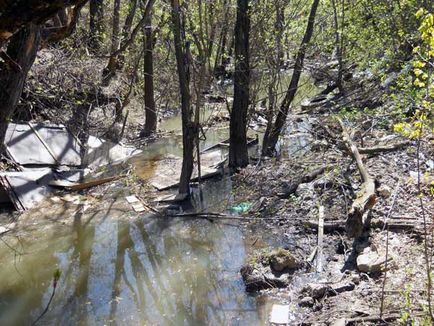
358,141,411,155
304,283,332,299
298,297,315,307
279,165,331,198
377,184,392,198
306,220,346,232
49,175,120,191
316,206,324,272
269,304,289,324
338,119,377,237
303,281,355,300
240,264,290,292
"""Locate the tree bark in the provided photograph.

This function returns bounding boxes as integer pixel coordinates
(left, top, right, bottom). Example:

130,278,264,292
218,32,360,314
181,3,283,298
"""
171,0,196,195
262,0,320,156
0,24,41,155
89,0,104,51
102,0,121,84
229,0,250,169
141,9,157,137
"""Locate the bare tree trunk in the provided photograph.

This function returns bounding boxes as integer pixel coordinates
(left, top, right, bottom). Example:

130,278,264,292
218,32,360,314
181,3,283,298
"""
171,0,196,196
89,0,104,51
0,24,41,155
103,0,121,84
262,0,320,156
229,0,250,169
213,0,230,78
141,9,157,137
331,0,345,93
118,0,138,66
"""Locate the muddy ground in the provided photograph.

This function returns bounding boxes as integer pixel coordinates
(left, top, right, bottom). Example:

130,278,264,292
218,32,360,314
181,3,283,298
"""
230,85,434,323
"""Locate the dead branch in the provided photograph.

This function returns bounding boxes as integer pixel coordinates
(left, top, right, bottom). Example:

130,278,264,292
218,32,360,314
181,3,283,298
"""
358,141,411,155
278,165,332,198
338,118,376,237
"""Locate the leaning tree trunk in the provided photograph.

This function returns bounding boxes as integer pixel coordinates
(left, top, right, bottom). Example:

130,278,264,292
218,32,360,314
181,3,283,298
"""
229,0,250,169
89,0,104,52
141,9,157,137
262,0,320,156
171,0,196,196
0,24,41,155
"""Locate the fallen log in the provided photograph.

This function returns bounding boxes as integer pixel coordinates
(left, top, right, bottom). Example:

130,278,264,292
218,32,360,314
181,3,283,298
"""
358,141,411,155
338,119,376,237
278,165,333,198
306,218,421,233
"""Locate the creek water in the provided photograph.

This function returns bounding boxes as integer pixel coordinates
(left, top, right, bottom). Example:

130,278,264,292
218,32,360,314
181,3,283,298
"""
0,113,271,326
0,73,319,326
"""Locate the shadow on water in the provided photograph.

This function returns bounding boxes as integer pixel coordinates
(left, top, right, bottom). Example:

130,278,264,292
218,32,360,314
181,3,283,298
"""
0,197,268,325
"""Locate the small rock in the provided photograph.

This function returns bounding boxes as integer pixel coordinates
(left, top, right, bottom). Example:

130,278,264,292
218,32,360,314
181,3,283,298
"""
351,274,361,285
240,264,290,292
299,297,315,307
357,247,391,273
312,302,323,312
269,248,301,272
296,183,315,200
332,281,355,294
305,283,331,299
378,185,392,198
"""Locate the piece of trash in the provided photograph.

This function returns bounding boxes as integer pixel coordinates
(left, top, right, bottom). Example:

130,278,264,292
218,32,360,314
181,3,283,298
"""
126,195,146,212
230,202,251,213
61,194,81,203
0,169,53,211
269,304,289,325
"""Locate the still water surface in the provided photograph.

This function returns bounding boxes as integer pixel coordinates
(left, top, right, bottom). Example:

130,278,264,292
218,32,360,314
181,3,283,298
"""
0,113,271,326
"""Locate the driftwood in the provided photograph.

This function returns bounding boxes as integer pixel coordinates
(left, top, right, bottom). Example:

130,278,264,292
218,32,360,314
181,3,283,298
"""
338,119,376,237
279,165,332,198
306,220,346,232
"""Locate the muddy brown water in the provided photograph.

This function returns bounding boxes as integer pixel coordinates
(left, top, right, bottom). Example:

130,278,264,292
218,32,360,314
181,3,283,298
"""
0,74,320,325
